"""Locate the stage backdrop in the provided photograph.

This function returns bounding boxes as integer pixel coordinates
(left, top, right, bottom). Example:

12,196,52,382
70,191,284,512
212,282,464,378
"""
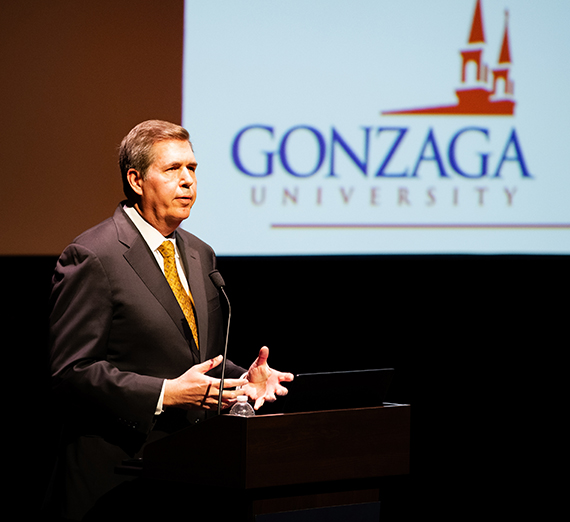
0,0,184,255
182,0,570,255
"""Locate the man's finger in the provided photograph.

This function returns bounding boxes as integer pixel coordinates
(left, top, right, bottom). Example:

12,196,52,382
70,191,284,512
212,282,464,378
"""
222,378,248,389
275,385,289,397
200,384,213,408
281,372,295,382
254,346,270,366
193,355,223,374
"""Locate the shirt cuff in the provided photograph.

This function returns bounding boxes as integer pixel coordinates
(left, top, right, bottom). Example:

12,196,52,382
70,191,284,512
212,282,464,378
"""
155,380,166,415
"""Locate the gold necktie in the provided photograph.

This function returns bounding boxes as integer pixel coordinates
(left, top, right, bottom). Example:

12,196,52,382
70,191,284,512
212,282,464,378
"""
157,240,199,350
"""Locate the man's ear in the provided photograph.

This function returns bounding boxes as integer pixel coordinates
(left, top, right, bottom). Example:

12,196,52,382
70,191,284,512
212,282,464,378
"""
126,169,144,197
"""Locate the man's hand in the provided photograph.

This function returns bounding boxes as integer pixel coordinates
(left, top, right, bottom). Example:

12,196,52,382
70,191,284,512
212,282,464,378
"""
242,346,294,410
163,355,248,411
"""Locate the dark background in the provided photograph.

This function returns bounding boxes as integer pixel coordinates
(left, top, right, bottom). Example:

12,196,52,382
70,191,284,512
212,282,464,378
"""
9,253,566,519
1,1,565,519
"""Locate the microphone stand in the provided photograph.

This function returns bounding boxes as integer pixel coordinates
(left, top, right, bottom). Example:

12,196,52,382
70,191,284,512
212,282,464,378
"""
217,285,231,415
209,270,231,416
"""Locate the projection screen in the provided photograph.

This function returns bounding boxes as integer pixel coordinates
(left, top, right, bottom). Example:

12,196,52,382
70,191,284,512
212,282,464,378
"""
182,0,570,255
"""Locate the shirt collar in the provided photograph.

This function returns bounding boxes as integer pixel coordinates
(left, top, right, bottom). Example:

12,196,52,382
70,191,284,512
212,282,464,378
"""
123,203,177,253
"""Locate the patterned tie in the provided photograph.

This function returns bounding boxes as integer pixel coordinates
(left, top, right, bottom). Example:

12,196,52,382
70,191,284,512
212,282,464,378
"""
157,240,199,350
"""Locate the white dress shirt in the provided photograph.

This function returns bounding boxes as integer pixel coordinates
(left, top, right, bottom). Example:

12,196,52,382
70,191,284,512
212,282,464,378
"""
123,204,191,415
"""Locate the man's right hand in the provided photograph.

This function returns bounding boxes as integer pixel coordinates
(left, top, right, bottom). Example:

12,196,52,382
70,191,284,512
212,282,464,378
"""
163,355,248,410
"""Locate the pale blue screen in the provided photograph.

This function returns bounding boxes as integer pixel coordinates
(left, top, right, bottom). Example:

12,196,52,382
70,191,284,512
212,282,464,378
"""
182,0,570,255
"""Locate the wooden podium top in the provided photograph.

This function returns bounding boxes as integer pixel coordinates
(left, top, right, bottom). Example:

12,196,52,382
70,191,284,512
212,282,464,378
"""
142,404,410,490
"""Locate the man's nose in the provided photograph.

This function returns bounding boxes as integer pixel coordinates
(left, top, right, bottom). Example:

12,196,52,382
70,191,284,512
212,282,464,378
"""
180,167,194,186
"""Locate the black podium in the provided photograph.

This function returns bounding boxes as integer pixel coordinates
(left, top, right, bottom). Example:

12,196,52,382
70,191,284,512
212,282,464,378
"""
142,404,410,521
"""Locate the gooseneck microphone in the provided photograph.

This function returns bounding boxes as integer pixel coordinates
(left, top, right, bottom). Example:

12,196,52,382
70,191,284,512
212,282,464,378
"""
209,269,231,415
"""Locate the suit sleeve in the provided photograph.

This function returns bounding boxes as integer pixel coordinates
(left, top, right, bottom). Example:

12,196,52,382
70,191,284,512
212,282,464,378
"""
49,243,163,444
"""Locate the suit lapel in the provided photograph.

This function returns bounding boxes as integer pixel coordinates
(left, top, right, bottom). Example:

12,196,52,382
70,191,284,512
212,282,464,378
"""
176,232,209,362
114,205,196,351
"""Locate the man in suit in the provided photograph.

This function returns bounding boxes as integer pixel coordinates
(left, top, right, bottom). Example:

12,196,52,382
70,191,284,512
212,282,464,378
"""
47,120,293,520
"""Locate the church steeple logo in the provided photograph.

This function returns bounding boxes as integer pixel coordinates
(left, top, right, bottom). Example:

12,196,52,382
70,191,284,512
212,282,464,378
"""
383,0,515,116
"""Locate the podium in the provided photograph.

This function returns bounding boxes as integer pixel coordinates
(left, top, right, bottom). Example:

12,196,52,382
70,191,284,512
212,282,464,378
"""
142,404,410,520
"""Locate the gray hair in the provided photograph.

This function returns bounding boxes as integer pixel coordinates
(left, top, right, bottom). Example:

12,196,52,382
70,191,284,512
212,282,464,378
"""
119,120,191,200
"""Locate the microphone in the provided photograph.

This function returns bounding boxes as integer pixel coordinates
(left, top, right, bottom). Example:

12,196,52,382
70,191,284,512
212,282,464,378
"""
209,269,231,415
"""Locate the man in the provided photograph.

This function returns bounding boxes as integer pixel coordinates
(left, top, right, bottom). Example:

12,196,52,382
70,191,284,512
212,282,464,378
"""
48,120,293,520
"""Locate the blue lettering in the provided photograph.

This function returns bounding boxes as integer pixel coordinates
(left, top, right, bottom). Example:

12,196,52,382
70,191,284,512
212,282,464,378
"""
375,127,408,177
329,127,371,177
492,129,533,178
231,124,533,181
279,125,326,177
232,125,275,177
411,128,449,178
448,127,489,178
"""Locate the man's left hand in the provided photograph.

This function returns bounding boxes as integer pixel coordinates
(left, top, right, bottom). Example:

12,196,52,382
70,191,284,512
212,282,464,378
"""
242,346,294,410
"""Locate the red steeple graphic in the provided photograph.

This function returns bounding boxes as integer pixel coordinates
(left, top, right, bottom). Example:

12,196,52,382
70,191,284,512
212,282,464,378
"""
498,11,511,64
382,0,515,116
468,0,486,44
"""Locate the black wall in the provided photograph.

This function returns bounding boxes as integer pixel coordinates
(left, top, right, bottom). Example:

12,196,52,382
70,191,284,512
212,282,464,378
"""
7,253,566,518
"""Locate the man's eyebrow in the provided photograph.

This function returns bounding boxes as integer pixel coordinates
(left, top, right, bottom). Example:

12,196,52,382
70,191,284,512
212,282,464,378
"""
164,160,198,169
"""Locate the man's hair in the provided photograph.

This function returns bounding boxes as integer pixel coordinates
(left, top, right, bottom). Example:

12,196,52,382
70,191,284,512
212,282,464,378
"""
119,120,191,201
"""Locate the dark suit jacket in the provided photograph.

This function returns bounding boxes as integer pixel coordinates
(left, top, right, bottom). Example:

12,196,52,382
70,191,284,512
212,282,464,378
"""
48,204,245,519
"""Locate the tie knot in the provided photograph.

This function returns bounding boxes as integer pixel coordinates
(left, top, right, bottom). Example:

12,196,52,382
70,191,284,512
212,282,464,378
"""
157,240,175,259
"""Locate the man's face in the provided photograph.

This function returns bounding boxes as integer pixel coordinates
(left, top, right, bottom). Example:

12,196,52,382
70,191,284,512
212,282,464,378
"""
129,139,198,235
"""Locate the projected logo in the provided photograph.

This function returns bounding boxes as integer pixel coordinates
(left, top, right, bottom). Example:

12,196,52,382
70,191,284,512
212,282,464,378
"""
228,0,551,240
383,0,515,116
